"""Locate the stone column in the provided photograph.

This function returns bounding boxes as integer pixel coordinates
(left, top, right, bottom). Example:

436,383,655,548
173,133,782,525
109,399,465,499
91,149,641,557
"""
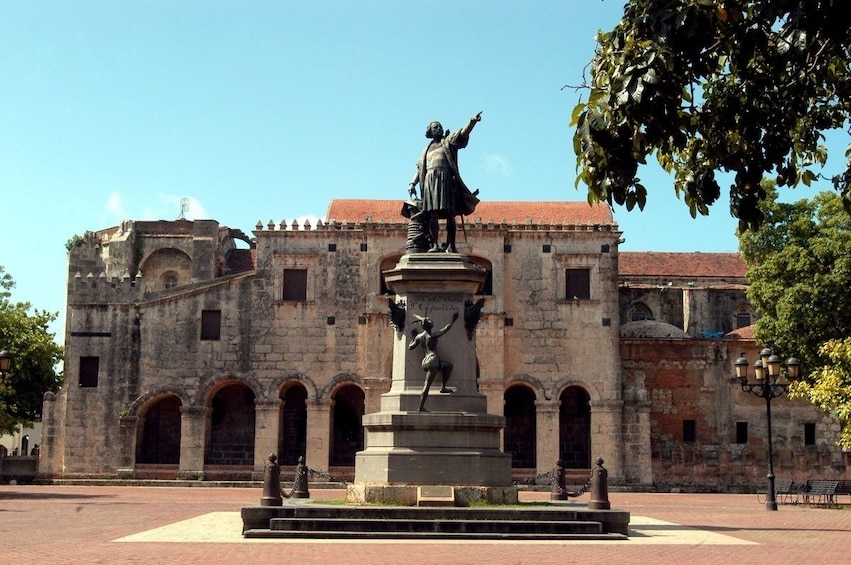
35,391,65,480
253,398,282,480
177,405,208,480
116,415,138,478
306,399,331,471
632,400,654,486
535,399,561,475
590,399,625,484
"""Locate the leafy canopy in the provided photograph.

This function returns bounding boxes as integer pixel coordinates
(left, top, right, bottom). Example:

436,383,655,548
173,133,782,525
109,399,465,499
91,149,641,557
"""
572,0,851,230
738,187,851,445
0,266,64,435
793,338,851,448
739,186,851,369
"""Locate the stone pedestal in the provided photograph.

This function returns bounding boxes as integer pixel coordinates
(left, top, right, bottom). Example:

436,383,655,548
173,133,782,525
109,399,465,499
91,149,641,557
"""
352,253,512,500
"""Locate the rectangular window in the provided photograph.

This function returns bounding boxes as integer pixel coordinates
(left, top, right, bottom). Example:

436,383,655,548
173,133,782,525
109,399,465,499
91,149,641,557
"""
736,421,748,444
566,268,591,300
683,419,697,444
283,269,308,301
804,423,816,446
200,310,222,341
79,356,99,388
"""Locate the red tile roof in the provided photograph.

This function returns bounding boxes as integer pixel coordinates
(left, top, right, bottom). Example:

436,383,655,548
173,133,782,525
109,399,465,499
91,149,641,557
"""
326,200,614,225
619,252,747,278
726,324,756,340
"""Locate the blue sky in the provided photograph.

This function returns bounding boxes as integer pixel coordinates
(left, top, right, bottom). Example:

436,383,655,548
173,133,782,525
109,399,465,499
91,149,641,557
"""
0,1,841,341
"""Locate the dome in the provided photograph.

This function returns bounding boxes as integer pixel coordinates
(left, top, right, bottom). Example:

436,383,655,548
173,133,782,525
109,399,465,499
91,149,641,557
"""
620,320,690,339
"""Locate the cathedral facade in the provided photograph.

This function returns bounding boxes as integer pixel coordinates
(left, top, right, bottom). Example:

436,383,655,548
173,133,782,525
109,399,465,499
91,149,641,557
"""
38,200,849,489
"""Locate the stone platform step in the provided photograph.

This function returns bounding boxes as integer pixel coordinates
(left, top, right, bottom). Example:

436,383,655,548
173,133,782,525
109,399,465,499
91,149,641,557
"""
244,528,628,541
241,504,630,541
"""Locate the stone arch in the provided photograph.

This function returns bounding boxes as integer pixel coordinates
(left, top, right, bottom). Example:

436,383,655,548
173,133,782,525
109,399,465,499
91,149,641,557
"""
506,374,548,400
503,383,537,469
127,387,192,417
549,376,602,404
204,381,256,466
135,393,183,465
195,373,265,405
269,371,319,401
139,247,191,293
329,383,365,467
320,372,364,401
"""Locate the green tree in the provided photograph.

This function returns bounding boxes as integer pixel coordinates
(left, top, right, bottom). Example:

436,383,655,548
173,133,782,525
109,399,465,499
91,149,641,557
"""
738,186,851,443
739,186,851,369
572,0,851,230
794,338,851,448
0,266,64,435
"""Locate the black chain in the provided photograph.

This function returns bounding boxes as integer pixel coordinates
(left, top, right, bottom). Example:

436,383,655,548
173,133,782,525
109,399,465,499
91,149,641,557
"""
513,469,592,498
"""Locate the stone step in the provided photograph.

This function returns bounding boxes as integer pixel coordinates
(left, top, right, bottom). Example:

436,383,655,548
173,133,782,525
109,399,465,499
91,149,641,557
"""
244,528,628,541
269,517,604,535
241,503,631,540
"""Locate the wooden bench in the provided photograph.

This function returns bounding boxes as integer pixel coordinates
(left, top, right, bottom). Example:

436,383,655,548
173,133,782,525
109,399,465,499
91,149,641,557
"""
800,480,839,507
757,478,797,505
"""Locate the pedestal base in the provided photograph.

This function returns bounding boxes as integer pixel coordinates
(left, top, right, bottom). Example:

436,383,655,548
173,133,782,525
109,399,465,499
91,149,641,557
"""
346,483,518,506
355,411,512,486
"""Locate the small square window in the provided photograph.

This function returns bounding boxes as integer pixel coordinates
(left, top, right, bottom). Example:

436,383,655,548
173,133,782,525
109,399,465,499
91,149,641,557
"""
542,244,552,253
201,310,222,341
79,356,99,388
283,269,308,301
566,268,591,300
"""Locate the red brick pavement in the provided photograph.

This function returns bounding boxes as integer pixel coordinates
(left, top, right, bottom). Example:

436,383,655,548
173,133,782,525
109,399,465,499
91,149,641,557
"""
1,485,850,565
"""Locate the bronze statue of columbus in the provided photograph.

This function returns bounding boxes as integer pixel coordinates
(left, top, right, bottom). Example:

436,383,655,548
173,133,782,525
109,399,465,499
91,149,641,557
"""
406,112,482,253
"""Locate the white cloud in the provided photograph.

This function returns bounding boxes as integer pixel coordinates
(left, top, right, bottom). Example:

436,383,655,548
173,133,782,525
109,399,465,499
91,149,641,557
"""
106,191,126,219
484,154,512,176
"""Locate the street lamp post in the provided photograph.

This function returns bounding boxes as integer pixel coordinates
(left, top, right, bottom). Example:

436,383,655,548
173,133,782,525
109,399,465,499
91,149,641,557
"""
0,349,12,375
733,347,801,511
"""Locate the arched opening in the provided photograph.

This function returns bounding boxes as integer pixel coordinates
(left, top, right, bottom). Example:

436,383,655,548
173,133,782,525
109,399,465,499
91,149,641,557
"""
629,303,653,322
559,386,591,469
136,395,182,465
140,247,191,294
504,385,536,469
329,385,365,467
205,383,255,467
279,383,308,466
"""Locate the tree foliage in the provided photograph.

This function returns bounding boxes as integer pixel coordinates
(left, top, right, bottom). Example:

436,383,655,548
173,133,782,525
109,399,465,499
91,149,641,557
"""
792,338,851,448
0,266,64,435
572,0,851,230
738,187,851,444
739,186,851,370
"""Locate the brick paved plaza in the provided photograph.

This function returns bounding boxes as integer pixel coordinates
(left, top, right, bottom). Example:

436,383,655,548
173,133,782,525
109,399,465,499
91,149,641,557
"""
1,485,849,564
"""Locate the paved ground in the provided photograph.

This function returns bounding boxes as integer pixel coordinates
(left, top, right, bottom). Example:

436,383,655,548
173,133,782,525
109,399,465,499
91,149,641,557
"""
1,485,849,564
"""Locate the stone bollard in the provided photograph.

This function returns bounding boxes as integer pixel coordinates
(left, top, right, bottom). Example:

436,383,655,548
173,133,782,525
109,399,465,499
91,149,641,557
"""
550,459,567,501
260,453,283,506
587,457,610,510
290,455,310,499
